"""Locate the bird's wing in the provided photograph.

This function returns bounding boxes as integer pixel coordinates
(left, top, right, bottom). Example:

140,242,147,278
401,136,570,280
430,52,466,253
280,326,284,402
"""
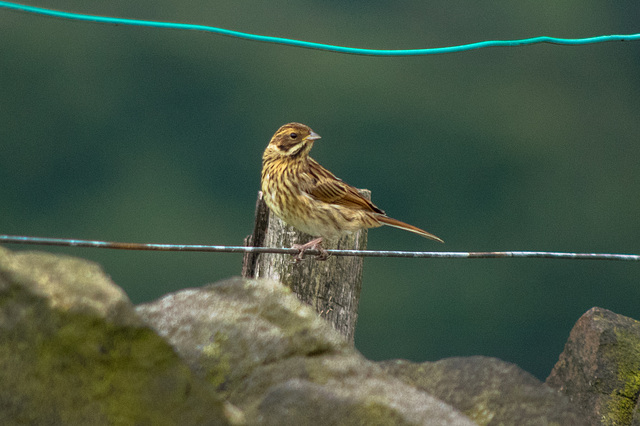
304,159,385,214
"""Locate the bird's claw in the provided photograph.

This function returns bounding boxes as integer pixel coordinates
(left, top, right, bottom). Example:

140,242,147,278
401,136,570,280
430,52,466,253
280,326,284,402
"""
291,238,329,262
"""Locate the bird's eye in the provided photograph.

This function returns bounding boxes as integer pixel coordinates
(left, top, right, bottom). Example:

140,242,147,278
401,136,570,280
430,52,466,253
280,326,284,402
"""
289,133,298,139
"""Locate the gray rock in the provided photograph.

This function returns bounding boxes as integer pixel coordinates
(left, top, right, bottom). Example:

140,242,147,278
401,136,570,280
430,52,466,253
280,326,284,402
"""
546,307,640,425
0,246,228,426
380,356,587,425
137,277,475,425
135,276,349,388
9,245,624,426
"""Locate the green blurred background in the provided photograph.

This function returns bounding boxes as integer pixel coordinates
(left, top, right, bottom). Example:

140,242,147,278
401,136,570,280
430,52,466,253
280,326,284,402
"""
1,1,638,380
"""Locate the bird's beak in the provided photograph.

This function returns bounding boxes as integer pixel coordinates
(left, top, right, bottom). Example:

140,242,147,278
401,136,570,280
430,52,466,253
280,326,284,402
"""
306,131,321,141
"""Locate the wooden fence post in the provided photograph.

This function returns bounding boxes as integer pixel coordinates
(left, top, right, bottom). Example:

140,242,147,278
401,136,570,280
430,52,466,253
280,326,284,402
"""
242,191,368,343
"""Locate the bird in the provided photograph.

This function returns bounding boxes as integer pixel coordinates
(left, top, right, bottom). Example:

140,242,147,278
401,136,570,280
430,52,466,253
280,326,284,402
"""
261,122,443,260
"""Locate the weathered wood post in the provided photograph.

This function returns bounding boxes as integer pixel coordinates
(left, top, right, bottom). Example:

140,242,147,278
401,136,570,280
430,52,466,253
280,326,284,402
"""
242,191,369,343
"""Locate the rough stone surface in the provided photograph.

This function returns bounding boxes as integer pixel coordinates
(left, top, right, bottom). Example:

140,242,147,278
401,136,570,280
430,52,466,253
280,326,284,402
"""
136,277,476,425
0,246,228,426
6,246,636,426
381,356,587,425
546,307,640,426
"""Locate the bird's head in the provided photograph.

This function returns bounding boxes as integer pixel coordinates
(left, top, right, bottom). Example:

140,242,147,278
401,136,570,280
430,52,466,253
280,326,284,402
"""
265,122,321,159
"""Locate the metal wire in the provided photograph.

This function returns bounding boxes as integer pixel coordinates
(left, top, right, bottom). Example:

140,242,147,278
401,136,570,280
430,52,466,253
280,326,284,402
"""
1,235,638,261
1,1,639,56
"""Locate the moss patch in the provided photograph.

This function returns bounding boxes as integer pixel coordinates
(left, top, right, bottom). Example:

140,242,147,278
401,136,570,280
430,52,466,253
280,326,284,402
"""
601,327,640,426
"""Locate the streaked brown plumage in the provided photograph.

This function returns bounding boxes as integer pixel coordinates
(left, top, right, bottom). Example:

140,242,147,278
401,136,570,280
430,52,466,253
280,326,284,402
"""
261,122,443,259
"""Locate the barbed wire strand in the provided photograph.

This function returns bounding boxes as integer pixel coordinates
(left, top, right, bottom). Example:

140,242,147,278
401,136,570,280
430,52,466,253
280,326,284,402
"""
1,1,639,56
1,235,638,261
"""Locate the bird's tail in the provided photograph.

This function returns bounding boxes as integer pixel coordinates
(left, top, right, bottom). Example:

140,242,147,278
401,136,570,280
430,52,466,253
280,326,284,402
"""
377,216,444,243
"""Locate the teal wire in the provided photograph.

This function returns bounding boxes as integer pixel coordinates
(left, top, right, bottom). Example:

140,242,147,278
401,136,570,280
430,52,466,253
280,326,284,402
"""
1,0,639,56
